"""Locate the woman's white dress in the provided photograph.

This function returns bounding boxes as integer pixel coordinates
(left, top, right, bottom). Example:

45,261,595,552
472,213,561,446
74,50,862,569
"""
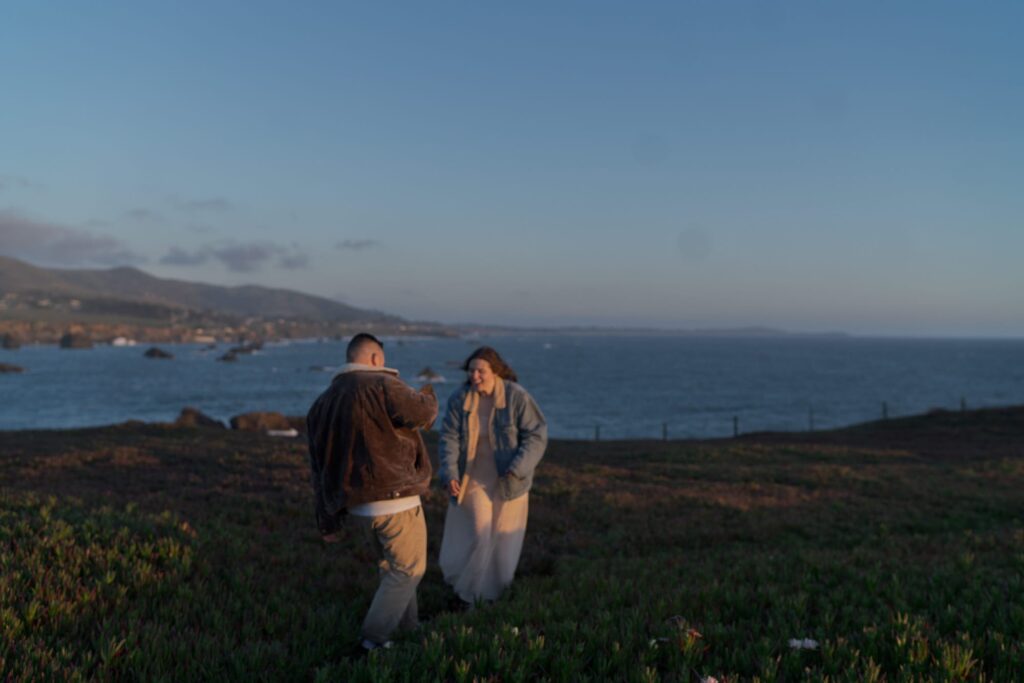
439,393,529,602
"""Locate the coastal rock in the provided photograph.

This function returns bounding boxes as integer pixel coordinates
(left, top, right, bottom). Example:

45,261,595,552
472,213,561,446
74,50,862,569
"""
0,362,24,374
416,366,446,383
59,332,93,349
174,407,226,429
2,333,21,350
217,350,239,362
228,341,262,355
230,411,292,432
144,347,174,359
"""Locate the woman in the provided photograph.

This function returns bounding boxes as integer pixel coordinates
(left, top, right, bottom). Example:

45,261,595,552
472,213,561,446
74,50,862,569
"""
438,346,547,605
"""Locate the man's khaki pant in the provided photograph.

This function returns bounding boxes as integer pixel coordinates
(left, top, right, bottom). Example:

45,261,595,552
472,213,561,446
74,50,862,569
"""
353,506,427,644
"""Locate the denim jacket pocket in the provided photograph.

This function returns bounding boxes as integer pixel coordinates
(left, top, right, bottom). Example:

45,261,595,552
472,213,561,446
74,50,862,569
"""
498,471,529,501
498,423,518,450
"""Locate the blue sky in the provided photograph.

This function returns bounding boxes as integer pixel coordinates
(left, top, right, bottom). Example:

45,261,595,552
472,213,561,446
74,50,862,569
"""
2,1,1021,336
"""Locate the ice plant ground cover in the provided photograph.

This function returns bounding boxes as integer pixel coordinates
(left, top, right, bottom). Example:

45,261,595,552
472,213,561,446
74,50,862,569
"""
1,406,1023,681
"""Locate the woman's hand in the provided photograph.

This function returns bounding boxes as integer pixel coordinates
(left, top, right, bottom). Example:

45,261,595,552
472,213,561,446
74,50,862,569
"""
448,479,461,498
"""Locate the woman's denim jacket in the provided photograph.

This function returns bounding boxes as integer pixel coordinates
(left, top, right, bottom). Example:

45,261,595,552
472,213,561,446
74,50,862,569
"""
438,380,547,501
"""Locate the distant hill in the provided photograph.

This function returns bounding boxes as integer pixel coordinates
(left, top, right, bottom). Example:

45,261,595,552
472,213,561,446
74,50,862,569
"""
0,255,399,323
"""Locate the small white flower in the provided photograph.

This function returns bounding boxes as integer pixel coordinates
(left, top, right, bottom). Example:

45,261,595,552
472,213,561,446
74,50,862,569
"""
788,638,819,650
648,639,658,648
510,627,519,636
701,676,720,683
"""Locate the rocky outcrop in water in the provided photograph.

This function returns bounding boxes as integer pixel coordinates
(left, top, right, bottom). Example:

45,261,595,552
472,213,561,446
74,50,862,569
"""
0,362,24,373
416,366,445,382
2,333,21,350
144,347,174,359
228,341,263,355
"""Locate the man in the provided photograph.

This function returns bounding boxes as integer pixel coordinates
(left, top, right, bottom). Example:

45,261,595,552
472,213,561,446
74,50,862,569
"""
306,333,438,652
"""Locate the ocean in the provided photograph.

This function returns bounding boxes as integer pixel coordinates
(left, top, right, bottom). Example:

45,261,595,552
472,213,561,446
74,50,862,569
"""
2,335,1022,439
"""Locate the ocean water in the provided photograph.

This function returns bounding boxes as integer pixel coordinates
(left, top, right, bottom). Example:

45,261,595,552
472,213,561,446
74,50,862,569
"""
1,335,1023,439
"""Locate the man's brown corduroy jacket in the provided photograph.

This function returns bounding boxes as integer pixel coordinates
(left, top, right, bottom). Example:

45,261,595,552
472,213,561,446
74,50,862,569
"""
306,364,437,534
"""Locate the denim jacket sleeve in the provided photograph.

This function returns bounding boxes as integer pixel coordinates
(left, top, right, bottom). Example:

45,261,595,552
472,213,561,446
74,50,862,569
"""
437,389,464,488
506,388,547,479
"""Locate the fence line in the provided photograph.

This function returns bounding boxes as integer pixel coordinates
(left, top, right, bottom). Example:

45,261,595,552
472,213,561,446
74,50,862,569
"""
572,396,978,441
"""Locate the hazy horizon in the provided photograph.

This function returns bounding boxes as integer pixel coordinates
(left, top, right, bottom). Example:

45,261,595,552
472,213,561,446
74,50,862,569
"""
2,2,1022,337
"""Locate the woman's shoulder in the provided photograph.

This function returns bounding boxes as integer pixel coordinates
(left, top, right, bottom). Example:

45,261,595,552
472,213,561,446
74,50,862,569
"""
503,380,532,399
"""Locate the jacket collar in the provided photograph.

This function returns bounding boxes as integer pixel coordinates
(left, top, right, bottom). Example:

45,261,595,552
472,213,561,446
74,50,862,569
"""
336,363,400,378
462,376,507,412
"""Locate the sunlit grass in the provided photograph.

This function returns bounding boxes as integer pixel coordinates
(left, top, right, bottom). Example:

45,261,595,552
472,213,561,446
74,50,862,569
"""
1,408,1023,680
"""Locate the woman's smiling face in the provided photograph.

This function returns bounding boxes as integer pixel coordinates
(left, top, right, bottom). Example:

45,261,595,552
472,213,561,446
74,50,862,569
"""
467,358,496,394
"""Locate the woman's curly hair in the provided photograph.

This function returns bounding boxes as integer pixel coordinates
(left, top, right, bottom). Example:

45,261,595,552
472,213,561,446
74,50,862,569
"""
462,346,518,383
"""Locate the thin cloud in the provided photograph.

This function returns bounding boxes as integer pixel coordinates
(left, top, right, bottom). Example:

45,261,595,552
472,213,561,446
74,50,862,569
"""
159,247,209,266
210,244,273,272
169,196,234,212
157,241,308,272
0,175,38,192
336,239,380,251
0,209,145,266
209,242,309,272
278,252,309,269
125,208,162,222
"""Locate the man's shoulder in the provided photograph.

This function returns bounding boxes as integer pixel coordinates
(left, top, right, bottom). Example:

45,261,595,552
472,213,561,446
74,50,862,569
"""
354,371,425,401
314,373,387,405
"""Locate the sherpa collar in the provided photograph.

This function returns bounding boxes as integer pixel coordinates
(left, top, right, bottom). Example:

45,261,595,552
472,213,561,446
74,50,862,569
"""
458,376,507,505
462,376,507,413
336,363,400,378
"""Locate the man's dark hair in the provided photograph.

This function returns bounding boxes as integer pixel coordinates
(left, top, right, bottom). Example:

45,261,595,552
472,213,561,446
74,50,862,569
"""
346,333,384,362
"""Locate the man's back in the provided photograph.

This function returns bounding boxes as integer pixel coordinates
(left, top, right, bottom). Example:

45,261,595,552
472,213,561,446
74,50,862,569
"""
306,333,439,653
307,367,437,524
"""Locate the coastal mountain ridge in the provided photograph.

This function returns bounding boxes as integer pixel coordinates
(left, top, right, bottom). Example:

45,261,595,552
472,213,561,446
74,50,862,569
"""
1,255,845,339
0,255,398,323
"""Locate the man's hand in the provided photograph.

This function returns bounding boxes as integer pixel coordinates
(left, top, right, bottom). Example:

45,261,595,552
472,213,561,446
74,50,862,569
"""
448,479,461,498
